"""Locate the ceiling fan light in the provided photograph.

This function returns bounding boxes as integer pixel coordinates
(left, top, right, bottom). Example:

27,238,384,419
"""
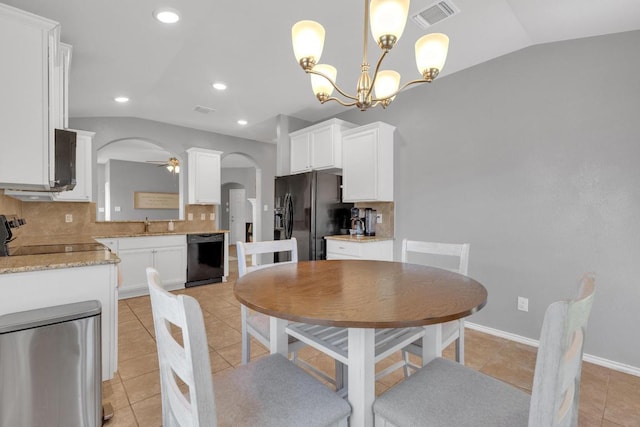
292,20,325,66
174,165,180,174
311,64,337,98
370,0,410,48
374,70,401,100
415,33,449,79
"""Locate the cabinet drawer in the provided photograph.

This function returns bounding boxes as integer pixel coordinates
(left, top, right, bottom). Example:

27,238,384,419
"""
326,241,363,258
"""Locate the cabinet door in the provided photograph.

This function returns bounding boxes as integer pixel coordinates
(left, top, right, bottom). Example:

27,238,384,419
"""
188,149,221,204
54,130,93,201
117,248,154,297
342,128,379,201
311,125,336,169
154,246,187,287
0,6,56,190
290,133,311,174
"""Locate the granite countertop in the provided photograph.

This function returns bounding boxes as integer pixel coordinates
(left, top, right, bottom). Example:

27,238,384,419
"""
0,249,119,275
324,235,394,243
0,230,230,275
93,230,228,238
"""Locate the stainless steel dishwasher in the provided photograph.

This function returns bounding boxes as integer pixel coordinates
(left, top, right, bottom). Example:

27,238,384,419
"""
0,300,102,427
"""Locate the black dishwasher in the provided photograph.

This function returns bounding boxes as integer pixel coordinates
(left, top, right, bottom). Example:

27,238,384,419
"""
186,233,225,287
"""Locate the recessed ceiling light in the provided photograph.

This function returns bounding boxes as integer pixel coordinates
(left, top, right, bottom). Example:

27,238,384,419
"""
153,8,180,24
212,82,227,91
114,96,129,103
237,120,248,126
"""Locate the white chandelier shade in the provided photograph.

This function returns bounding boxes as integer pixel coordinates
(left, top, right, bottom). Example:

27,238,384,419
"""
291,20,325,64
370,0,410,45
311,64,337,98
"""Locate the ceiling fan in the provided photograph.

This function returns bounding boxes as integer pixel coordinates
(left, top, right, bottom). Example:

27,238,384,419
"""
146,157,180,174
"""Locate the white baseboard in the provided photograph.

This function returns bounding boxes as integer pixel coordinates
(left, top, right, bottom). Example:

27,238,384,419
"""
465,322,640,377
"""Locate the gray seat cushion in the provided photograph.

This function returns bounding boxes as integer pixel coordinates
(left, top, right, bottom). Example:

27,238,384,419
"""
214,354,351,427
373,357,530,427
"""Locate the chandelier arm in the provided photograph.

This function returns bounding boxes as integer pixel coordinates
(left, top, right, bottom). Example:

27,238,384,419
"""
321,97,359,107
306,69,359,101
365,49,389,100
371,78,432,102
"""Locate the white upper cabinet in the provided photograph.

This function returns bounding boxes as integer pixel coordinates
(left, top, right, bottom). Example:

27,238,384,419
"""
53,129,94,202
289,119,356,174
187,148,222,204
0,4,64,191
342,122,395,202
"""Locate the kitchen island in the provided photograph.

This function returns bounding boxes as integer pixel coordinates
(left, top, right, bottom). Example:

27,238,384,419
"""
0,241,119,380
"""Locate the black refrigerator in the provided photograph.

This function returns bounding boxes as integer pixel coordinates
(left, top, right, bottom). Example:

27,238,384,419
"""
274,171,353,261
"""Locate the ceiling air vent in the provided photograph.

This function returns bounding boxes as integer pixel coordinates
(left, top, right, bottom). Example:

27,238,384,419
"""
194,105,216,114
411,0,460,29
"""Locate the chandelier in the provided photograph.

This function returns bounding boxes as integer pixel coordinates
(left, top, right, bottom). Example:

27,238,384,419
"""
291,0,449,110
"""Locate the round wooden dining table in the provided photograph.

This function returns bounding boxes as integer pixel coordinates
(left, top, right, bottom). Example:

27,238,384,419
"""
234,259,488,427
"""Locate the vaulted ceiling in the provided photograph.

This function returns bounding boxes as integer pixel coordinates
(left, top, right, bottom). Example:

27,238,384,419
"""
6,0,640,143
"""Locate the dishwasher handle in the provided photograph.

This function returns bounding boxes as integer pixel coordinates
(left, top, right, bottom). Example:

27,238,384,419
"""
187,233,224,244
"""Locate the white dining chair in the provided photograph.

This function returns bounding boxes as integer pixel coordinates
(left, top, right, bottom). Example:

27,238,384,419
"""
397,239,470,376
373,273,596,427
237,238,347,387
236,238,300,365
146,267,351,427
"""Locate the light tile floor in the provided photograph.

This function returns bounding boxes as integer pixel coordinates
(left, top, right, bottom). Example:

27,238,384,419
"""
103,252,640,427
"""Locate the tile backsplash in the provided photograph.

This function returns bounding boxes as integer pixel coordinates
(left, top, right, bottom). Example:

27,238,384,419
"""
354,201,394,238
0,190,218,242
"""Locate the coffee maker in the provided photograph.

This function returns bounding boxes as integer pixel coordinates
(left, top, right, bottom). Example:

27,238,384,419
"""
350,207,365,236
364,208,377,237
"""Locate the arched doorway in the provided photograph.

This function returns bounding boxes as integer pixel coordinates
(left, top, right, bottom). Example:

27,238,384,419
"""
220,153,262,248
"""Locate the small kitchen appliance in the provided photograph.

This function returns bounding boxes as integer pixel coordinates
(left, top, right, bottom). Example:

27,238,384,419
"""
0,215,12,256
350,207,365,236
364,208,377,237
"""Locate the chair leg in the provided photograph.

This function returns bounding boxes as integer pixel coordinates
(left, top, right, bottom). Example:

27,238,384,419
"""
402,350,411,377
455,322,465,364
240,306,250,364
335,360,345,391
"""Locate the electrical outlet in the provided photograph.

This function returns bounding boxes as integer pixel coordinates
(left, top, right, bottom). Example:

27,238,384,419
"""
114,206,121,212
210,213,215,220
517,296,529,312
65,214,73,223
376,214,383,224
187,213,193,221
200,213,206,220
264,204,268,211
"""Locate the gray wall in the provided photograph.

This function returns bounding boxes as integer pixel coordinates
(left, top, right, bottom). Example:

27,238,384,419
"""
108,159,179,221
336,30,640,368
69,116,277,243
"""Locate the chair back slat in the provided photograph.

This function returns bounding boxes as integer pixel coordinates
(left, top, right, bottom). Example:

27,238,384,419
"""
528,273,595,427
401,239,470,275
147,268,217,427
236,238,298,277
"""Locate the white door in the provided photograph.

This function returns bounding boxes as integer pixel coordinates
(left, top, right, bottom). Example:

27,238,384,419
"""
229,189,246,244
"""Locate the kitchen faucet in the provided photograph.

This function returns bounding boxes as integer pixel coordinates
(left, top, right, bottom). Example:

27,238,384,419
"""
144,217,150,233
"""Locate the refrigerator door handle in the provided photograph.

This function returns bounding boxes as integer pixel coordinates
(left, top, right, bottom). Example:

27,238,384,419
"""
284,193,294,239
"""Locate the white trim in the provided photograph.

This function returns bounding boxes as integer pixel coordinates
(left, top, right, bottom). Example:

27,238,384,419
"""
465,322,640,378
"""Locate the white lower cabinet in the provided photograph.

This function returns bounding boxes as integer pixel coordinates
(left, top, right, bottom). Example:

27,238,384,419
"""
325,239,394,261
100,235,187,299
0,263,118,381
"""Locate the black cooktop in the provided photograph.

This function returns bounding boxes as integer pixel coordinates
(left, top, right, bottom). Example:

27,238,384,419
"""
10,243,106,256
